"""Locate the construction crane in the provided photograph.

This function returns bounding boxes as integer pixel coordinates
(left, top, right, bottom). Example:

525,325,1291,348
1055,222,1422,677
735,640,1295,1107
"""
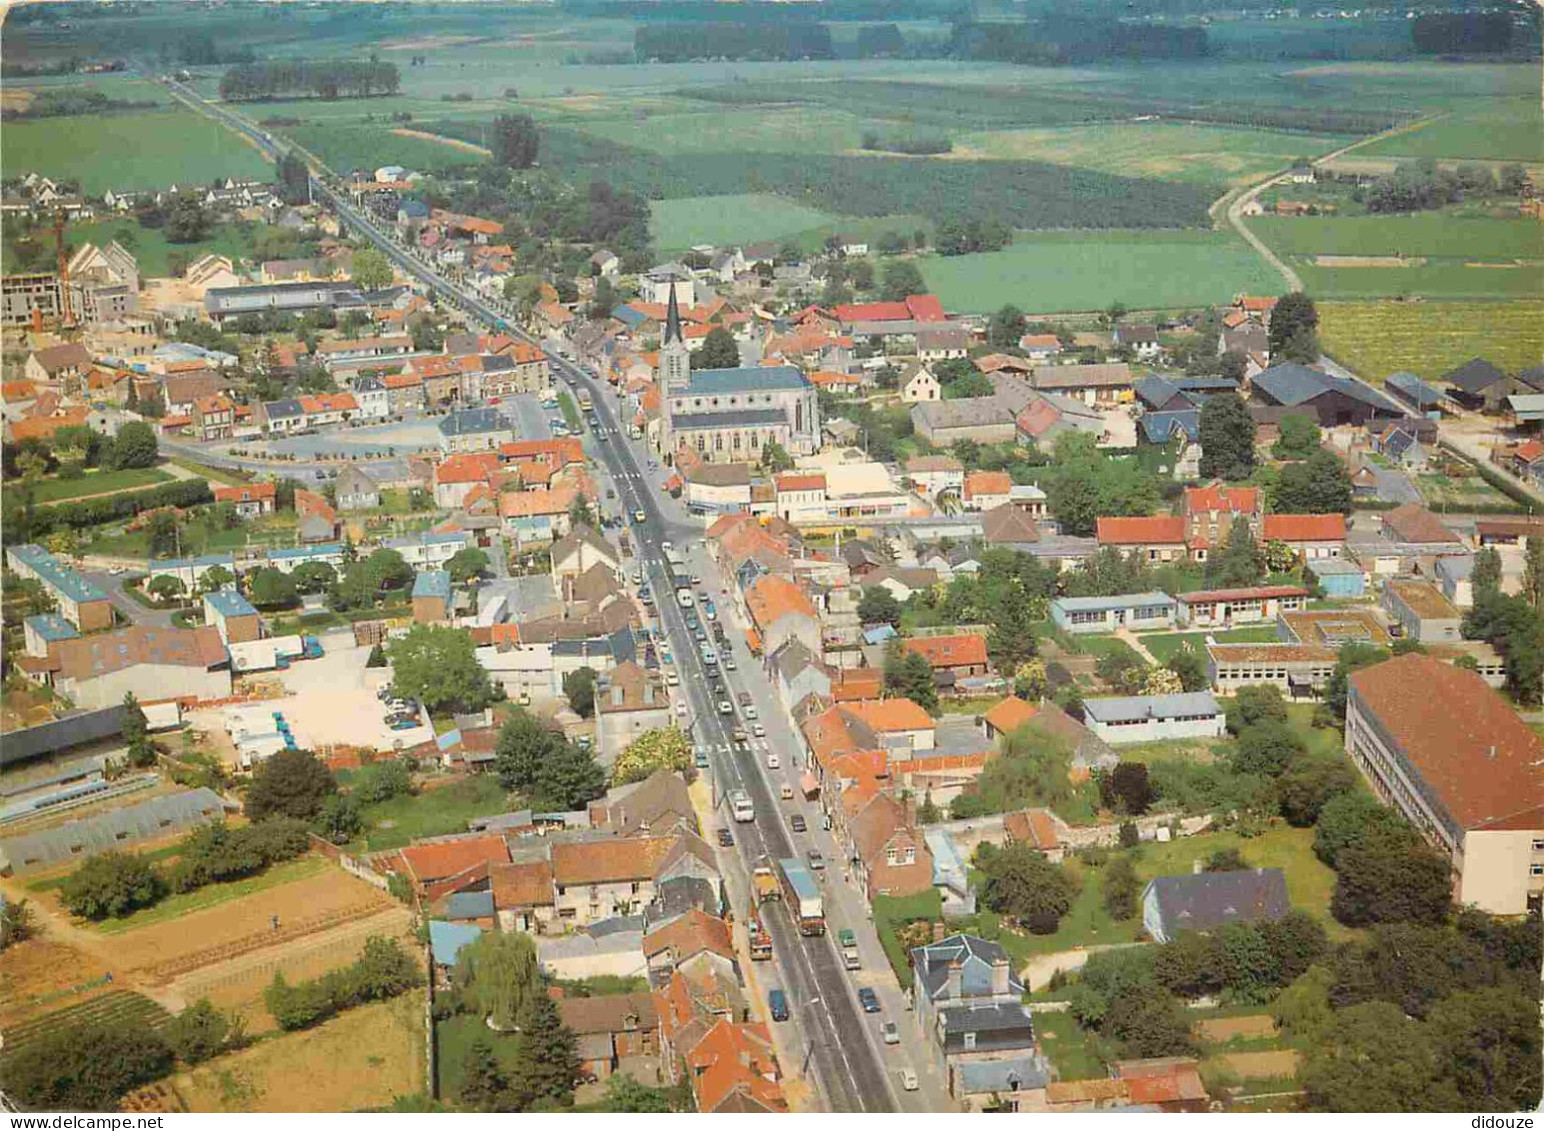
54,208,76,328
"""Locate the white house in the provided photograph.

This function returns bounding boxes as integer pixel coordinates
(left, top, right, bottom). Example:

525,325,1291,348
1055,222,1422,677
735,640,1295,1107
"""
1081,692,1225,745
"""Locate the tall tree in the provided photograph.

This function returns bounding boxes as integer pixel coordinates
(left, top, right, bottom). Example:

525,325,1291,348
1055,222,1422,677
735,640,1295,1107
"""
121,692,156,768
454,931,542,1031
857,586,902,626
1198,393,1256,480
562,666,597,718
350,247,393,292
508,994,581,1110
976,843,1077,932
491,114,539,169
1268,292,1320,362
387,624,494,713
1522,536,1544,609
987,305,1027,349
1206,516,1266,588
1303,1001,1460,1112
244,748,336,822
986,581,1037,672
879,259,924,301
883,641,939,713
690,326,741,370
458,1038,510,1112
1273,450,1351,514
1472,546,1502,598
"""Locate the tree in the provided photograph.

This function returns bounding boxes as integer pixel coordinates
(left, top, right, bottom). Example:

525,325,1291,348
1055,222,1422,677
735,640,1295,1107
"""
60,851,166,919
1106,762,1153,815
567,494,595,531
1014,660,1048,702
611,727,692,785
1523,536,1544,610
245,748,336,822
292,560,337,594
977,843,1076,932
987,305,1027,349
109,420,159,469
197,564,235,594
987,581,1037,673
495,709,568,792
458,1038,510,1112
0,895,38,949
1428,986,1543,1111
276,152,310,205
507,993,581,1109
350,247,393,292
147,574,186,603
122,691,157,768
878,259,924,302
1207,516,1266,588
1273,450,1351,515
387,624,494,713
454,930,543,1031
1197,393,1256,480
446,547,489,583
165,194,211,244
1318,641,1389,723
1275,756,1358,826
1472,546,1502,598
3,1022,174,1112
492,113,539,168
1268,292,1320,363
1304,1001,1458,1112
532,742,606,811
857,586,902,626
246,566,299,609
1232,718,1304,776
1273,413,1321,459
759,440,794,473
315,792,363,843
882,640,938,714
1332,837,1453,927
598,1073,674,1112
1142,666,1184,696
1166,645,1207,692
145,510,180,558
1103,852,1141,919
164,999,241,1065
562,666,598,718
1313,790,1414,867
690,326,741,370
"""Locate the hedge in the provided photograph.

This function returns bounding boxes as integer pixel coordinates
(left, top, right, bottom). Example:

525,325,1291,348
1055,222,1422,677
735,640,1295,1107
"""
29,479,215,535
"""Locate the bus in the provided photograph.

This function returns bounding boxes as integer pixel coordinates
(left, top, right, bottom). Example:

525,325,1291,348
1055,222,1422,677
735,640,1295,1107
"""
730,790,755,823
577,390,593,411
778,858,825,936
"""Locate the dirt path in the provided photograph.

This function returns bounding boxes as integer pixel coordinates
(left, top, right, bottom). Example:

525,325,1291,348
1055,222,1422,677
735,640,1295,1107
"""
391,128,490,157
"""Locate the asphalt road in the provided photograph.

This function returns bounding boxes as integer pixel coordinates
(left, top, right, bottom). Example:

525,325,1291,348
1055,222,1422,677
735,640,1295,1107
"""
166,79,901,1110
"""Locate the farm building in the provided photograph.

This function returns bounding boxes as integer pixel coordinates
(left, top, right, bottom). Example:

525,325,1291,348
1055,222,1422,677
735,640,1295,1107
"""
1249,362,1404,428
0,788,228,876
1384,371,1447,419
1049,592,1178,635
910,398,1017,446
1080,692,1225,745
1442,357,1513,414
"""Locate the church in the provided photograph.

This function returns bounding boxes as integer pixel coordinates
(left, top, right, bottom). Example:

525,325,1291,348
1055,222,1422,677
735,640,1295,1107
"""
658,284,820,462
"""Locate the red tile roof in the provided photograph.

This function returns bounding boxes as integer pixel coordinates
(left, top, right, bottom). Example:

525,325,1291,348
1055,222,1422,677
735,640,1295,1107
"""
1097,515,1186,545
833,295,945,323
964,470,1011,500
489,860,553,908
213,482,277,505
1263,513,1346,543
642,909,734,963
745,574,816,632
843,697,934,732
902,633,988,669
436,452,501,486
1184,484,1259,514
983,696,1038,734
774,472,826,493
398,835,510,885
551,835,679,885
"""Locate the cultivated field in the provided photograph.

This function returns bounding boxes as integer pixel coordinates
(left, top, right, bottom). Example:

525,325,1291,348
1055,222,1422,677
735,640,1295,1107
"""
921,230,1280,314
1251,215,1542,261
651,193,839,251
1356,96,1544,163
0,990,172,1080
1319,298,1544,380
3,108,272,194
0,936,114,1030
170,996,425,1113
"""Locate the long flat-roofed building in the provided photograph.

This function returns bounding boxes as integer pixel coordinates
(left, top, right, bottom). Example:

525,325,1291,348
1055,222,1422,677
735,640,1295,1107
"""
6,544,114,631
1346,653,1544,915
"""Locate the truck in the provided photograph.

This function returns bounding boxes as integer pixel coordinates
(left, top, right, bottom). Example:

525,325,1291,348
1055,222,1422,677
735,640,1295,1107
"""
778,858,825,936
730,789,756,823
838,928,861,970
747,904,773,960
753,865,781,902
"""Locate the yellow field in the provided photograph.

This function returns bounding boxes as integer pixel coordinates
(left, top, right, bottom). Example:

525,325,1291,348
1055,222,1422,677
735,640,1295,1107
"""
1319,298,1544,381
171,996,425,1112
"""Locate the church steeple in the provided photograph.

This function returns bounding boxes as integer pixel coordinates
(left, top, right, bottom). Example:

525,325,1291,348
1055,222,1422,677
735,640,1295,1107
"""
663,279,684,346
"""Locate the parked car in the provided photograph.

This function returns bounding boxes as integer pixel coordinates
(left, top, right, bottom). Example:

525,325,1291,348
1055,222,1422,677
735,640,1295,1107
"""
716,828,734,847
768,989,790,1022
899,1068,919,1092
858,988,881,1014
766,752,781,770
634,509,646,522
719,701,733,715
882,1021,900,1045
789,814,807,833
724,656,737,671
806,849,825,871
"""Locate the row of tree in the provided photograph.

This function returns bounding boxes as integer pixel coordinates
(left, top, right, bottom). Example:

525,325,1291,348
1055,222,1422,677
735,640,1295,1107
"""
219,59,401,102
634,22,835,61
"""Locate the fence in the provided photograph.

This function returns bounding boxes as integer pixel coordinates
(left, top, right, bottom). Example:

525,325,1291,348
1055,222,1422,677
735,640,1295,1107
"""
308,832,391,891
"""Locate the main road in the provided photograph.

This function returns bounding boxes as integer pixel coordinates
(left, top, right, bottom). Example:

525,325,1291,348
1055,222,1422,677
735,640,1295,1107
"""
165,77,902,1113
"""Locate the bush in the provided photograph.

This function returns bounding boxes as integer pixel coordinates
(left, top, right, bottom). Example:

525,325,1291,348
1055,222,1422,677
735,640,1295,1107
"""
27,478,213,536
60,852,166,920
265,936,420,1031
3,1022,173,1111
164,999,244,1065
167,819,310,893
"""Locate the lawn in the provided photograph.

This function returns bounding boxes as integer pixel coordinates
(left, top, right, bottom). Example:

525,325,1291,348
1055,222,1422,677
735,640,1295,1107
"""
87,512,299,559
1319,298,1544,382
352,774,512,852
556,391,582,433
28,467,171,504
435,1012,523,1101
954,121,1346,186
170,457,252,487
1140,626,1281,664
281,123,487,174
49,217,261,279
921,230,1280,314
1249,214,1542,261
1416,469,1521,512
87,855,329,936
651,193,839,252
1,108,273,194
1031,1008,1109,1080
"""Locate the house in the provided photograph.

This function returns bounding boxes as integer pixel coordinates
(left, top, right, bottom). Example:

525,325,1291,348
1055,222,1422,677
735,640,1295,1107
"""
202,588,261,645
1114,323,1162,361
1050,592,1178,635
1345,653,1544,915
909,935,1042,1109
683,1017,786,1113
900,364,941,404
589,249,621,278
744,574,821,658
396,835,510,895
490,859,556,934
642,907,736,982
207,482,276,521
905,454,964,498
911,398,1017,446
1381,503,1466,557
1175,585,1309,628
1082,692,1226,745
841,698,936,756
23,343,93,388
862,565,938,603
411,570,452,624
1018,334,1062,363
501,487,578,548
901,633,990,683
335,465,381,510
191,394,235,442
1001,808,1067,864
1382,578,1461,644
1141,868,1291,944
23,625,231,710
962,470,1011,513
550,834,709,927
1443,357,1513,413
1250,362,1404,428
1027,363,1135,407
5,544,114,631
592,770,697,839
847,792,933,898
551,524,619,582
593,661,672,765
559,993,658,1082
771,639,832,711
438,407,514,453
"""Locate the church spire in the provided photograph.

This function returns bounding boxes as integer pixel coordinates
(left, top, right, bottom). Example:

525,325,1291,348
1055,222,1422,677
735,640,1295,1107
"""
663,280,683,346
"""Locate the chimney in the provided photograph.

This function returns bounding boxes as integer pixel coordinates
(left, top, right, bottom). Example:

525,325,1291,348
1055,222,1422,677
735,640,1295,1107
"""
946,958,963,1001
991,954,1010,997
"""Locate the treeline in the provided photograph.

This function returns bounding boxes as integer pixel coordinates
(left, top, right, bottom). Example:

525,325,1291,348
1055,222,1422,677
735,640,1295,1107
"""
949,18,1209,64
1364,159,1531,214
1412,12,1513,54
860,131,952,155
219,59,401,102
634,22,835,61
1,88,159,121
935,215,1012,256
564,0,963,19
265,936,420,1031
5,478,214,545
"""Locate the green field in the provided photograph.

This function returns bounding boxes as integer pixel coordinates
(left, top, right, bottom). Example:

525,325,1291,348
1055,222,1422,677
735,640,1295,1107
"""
52,217,261,278
1320,298,1544,381
349,774,512,852
282,124,487,175
955,121,1346,186
651,193,840,251
921,230,1280,314
1293,261,1541,300
2,108,272,194
29,467,173,504
1139,626,1282,664
1356,97,1544,163
1251,214,1543,260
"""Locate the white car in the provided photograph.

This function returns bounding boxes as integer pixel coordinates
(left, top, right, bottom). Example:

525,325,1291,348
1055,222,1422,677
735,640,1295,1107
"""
899,1068,919,1092
753,723,766,739
675,701,688,717
666,671,680,686
634,509,647,522
744,705,758,720
718,701,733,715
766,752,780,769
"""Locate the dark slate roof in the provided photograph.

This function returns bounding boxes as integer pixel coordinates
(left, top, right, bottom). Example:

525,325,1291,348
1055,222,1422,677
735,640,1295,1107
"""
910,933,1024,1002
680,366,808,395
438,408,507,436
1253,363,1401,413
1383,427,1420,461
263,397,305,420
1144,868,1290,935
1443,357,1509,394
1385,371,1444,410
672,408,786,430
644,875,721,929
1139,409,1201,444
445,890,495,920
936,1002,1038,1054
1517,365,1544,393
1134,376,1181,409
